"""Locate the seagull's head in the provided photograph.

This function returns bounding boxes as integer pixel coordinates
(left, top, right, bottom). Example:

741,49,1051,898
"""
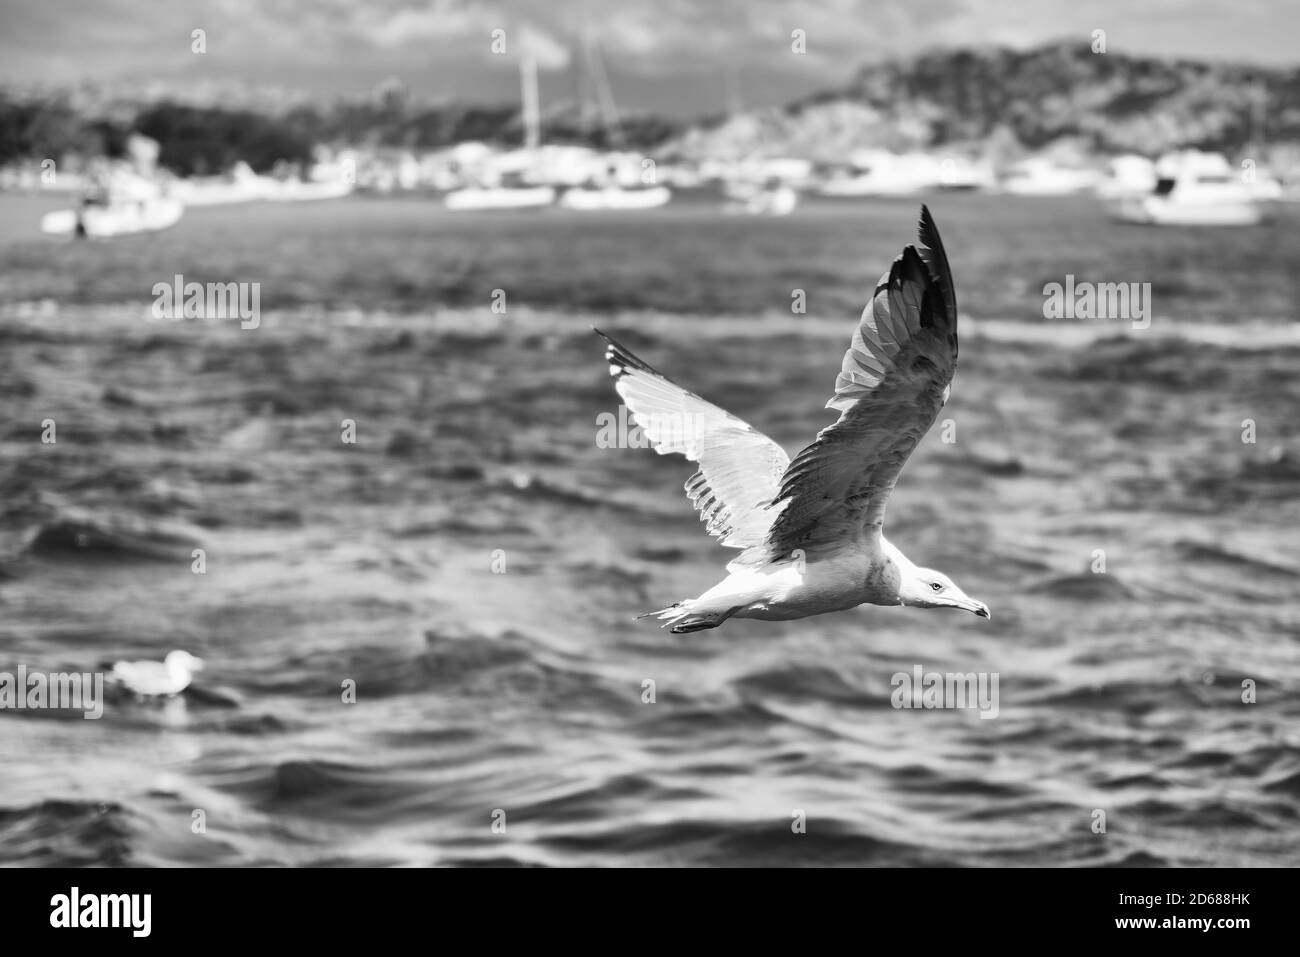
165,650,205,674
901,568,990,620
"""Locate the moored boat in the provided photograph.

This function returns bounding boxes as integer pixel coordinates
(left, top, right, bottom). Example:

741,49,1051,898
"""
1108,151,1263,226
444,184,556,211
41,173,185,238
559,184,671,210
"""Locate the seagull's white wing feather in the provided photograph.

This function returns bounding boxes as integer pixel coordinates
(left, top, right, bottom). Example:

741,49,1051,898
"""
111,660,173,695
745,206,959,564
598,331,789,548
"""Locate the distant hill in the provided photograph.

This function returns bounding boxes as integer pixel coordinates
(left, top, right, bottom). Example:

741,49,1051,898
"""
667,40,1300,162
3,40,1298,175
0,85,679,174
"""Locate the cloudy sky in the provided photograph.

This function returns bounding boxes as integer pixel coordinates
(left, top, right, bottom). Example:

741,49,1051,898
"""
1,0,1293,115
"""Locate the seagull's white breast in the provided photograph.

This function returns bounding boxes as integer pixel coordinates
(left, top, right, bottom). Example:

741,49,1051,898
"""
732,539,900,620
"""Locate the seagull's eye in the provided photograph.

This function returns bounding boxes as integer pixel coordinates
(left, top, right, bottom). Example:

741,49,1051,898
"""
930,582,944,592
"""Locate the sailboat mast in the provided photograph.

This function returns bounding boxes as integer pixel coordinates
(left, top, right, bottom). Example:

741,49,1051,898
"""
520,54,540,150
581,30,623,149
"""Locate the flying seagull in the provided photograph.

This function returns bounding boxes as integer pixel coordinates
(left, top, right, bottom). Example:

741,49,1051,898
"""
110,650,205,697
596,205,989,634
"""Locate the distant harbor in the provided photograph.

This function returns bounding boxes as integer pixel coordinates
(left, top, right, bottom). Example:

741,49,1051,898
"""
10,134,1294,241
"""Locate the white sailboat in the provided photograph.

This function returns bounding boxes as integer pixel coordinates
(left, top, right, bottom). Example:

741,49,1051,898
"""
1238,86,1286,203
445,181,555,210
560,184,671,210
557,34,672,212
444,55,556,211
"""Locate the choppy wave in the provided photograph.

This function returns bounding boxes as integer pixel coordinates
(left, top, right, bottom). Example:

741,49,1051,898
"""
1,297,1298,866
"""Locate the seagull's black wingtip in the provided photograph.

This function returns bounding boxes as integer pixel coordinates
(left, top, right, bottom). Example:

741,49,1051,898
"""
594,328,657,376
593,326,620,352
916,204,950,263
918,203,938,236
594,327,624,353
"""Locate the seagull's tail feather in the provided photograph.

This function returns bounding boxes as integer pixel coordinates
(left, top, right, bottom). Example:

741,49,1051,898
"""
635,601,681,621
637,600,740,634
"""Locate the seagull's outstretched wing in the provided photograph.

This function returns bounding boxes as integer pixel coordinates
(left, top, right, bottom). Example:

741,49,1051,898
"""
746,205,959,564
597,330,789,549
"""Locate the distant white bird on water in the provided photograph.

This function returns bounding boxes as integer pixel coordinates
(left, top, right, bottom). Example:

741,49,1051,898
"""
597,205,989,634
110,650,205,697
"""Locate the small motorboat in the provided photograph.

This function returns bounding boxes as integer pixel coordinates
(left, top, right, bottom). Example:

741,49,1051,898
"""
1108,151,1263,226
42,167,185,238
41,194,184,238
